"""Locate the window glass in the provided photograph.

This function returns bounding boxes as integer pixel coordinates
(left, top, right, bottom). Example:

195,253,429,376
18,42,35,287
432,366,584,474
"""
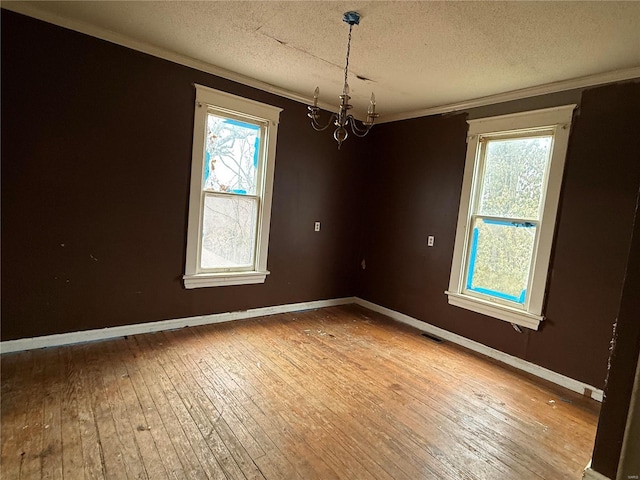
466,218,537,304
201,195,258,269
204,113,261,195
478,136,552,219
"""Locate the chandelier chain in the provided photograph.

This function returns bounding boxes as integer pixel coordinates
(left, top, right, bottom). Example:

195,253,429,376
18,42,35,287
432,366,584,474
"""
344,24,353,89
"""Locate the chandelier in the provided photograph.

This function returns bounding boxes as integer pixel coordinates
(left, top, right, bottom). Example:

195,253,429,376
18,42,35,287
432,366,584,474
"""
307,11,378,149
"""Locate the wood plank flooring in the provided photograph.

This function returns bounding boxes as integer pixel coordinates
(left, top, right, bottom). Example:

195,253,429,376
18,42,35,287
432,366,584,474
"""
1,305,600,479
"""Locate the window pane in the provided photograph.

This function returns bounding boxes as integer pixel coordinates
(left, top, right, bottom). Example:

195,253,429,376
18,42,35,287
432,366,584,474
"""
466,217,536,304
204,114,261,195
201,195,257,269
478,136,552,219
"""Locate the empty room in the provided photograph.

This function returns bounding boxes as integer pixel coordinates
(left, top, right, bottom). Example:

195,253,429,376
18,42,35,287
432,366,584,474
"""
2,2,639,480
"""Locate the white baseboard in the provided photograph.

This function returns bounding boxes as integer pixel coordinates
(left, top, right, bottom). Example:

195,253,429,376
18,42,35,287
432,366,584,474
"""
0,295,607,403
583,462,612,480
353,298,604,402
0,297,356,354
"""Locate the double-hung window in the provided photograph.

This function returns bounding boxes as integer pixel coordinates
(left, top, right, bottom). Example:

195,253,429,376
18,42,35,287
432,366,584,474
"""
447,105,575,330
184,85,281,288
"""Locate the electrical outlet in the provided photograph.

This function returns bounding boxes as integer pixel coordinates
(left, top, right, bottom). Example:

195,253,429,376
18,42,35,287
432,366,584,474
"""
427,235,435,247
314,221,321,232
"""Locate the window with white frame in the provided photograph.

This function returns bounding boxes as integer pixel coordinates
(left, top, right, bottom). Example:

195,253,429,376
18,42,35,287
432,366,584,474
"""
446,105,575,330
184,85,281,288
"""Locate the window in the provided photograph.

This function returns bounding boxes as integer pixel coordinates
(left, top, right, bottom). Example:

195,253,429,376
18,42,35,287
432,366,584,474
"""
184,85,281,288
446,105,575,330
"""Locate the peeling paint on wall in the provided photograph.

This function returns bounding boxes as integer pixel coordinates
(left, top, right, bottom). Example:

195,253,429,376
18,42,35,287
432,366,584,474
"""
605,319,619,394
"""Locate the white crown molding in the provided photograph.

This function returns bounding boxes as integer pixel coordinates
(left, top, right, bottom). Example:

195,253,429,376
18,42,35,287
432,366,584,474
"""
0,297,356,354
0,1,338,115
3,2,639,123
379,67,640,123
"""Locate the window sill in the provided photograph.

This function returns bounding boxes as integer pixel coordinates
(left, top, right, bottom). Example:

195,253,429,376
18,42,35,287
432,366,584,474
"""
445,291,542,330
183,271,269,289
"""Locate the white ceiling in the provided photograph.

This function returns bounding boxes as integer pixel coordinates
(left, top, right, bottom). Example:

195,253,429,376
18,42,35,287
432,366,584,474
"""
5,1,640,121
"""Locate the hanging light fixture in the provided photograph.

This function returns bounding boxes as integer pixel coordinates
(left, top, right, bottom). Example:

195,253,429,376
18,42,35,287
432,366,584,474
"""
307,11,378,149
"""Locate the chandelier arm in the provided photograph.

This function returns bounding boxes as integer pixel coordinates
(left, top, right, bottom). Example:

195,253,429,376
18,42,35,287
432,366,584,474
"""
349,127,372,138
347,116,373,137
309,112,338,132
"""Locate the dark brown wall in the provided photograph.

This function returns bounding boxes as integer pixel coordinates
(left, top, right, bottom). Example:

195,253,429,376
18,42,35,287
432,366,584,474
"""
1,10,363,340
3,9,640,395
357,82,640,389
592,186,640,479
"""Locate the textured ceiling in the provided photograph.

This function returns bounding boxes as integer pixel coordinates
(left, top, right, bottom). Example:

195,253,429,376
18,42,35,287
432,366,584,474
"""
5,1,640,120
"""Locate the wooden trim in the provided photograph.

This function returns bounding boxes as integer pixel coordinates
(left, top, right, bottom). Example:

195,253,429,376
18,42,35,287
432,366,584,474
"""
379,68,640,123
354,298,604,402
446,292,542,330
0,297,357,354
183,271,269,288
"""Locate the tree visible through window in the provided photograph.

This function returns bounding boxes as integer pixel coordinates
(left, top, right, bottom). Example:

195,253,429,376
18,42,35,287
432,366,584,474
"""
466,135,552,305
201,115,261,270
447,106,575,330
184,85,281,288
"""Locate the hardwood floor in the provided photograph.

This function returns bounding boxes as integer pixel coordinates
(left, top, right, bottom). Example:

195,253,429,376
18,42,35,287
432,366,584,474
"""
1,305,600,479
